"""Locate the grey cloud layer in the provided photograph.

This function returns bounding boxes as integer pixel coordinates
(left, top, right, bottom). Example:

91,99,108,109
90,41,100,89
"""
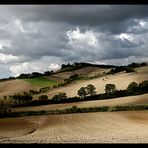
0,5,148,78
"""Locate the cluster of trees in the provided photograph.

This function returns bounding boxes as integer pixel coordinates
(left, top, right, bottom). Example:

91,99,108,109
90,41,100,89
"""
1,80,148,115
77,83,116,99
0,77,16,82
18,71,54,79
127,80,148,95
107,62,147,74
0,62,147,82
9,92,33,105
61,62,116,72
128,62,147,68
77,84,96,98
77,80,148,99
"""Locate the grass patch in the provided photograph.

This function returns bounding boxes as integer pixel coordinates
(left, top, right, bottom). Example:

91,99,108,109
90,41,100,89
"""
23,77,58,87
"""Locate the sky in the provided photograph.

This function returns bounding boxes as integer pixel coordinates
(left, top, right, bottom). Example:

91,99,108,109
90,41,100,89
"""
0,5,148,78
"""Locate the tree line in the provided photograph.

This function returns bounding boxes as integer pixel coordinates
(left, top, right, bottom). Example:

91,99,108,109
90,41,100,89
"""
1,80,147,117
0,62,147,81
107,62,147,74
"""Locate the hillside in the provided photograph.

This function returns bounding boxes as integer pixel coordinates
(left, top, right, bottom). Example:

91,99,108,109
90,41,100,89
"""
47,66,110,82
0,65,147,100
35,66,148,99
0,66,110,98
0,79,38,98
0,64,148,144
1,111,148,143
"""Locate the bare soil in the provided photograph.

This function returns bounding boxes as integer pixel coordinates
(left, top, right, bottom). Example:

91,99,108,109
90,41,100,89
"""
1,111,148,143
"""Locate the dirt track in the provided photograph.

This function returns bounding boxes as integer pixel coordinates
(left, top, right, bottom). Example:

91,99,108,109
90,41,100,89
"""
1,111,148,143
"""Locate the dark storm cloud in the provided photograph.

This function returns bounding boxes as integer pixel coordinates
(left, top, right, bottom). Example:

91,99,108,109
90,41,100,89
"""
6,5,148,33
0,5,148,78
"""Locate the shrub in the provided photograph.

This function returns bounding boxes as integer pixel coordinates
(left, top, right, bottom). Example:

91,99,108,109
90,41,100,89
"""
52,92,67,102
38,95,48,102
29,90,39,95
65,105,79,113
69,74,79,79
53,85,58,88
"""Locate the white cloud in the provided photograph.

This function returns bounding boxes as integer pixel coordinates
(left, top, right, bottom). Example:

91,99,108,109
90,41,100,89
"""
48,63,60,70
9,56,62,77
67,26,98,48
0,53,22,64
65,26,107,62
117,33,133,41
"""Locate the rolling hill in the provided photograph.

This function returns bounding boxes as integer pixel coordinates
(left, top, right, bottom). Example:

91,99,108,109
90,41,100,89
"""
0,66,111,98
1,111,148,143
34,66,148,99
0,79,38,98
0,64,148,143
0,65,147,100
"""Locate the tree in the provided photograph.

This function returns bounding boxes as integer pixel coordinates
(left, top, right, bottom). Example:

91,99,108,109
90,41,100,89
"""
44,71,51,76
127,82,138,94
138,80,148,93
140,62,147,67
126,67,134,73
0,98,11,116
31,72,42,78
86,84,96,96
105,84,116,93
22,92,33,103
77,87,87,99
38,95,48,102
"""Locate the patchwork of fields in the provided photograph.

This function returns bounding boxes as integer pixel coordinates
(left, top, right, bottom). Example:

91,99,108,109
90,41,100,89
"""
0,65,148,143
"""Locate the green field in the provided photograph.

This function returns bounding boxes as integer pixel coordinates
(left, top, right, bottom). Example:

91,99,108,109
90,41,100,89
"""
23,77,58,87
